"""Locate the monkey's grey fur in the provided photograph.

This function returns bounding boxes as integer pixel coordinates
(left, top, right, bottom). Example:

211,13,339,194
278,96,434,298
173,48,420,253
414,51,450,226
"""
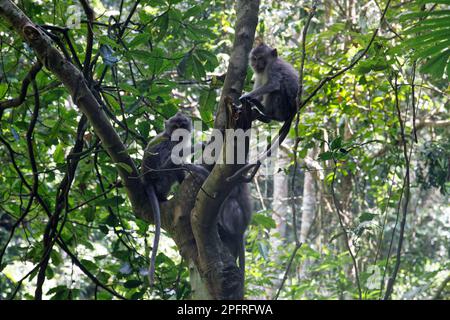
191,164,253,273
240,43,299,123
218,183,252,272
141,111,193,201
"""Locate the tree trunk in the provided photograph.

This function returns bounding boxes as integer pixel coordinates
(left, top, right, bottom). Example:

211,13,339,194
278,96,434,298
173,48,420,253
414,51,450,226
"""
266,145,290,296
298,148,318,280
189,262,213,300
273,147,289,241
300,148,317,243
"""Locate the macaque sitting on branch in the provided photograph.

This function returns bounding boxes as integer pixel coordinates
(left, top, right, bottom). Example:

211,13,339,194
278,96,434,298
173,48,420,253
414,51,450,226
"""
240,42,299,123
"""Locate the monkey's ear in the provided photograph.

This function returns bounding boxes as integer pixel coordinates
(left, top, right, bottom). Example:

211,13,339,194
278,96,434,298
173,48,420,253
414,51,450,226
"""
271,48,278,57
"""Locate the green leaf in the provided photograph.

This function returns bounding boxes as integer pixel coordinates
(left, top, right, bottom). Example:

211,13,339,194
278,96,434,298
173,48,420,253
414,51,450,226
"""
80,259,98,271
99,224,109,235
176,51,191,77
53,143,65,164
414,17,450,27
412,40,450,60
97,271,111,283
94,196,125,207
99,35,119,49
131,290,146,300
124,279,143,288
252,214,276,229
330,136,343,150
257,242,269,260
403,29,450,47
183,5,202,18
156,12,169,42
325,172,335,185
116,162,133,174
195,49,219,71
447,58,450,79
418,0,450,5
199,89,217,123
420,50,450,79
128,49,153,62
50,250,63,266
137,121,151,138
46,265,55,279
399,10,450,22
404,24,450,35
191,54,206,79
83,206,96,223
105,213,119,227
300,245,321,259
47,285,68,295
318,151,334,161
128,33,150,48
0,83,7,98
147,0,167,6
359,212,377,223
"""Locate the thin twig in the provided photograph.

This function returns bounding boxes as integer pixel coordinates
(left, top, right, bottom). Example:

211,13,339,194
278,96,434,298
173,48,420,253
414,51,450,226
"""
291,2,317,246
383,74,412,300
330,165,362,299
273,243,302,300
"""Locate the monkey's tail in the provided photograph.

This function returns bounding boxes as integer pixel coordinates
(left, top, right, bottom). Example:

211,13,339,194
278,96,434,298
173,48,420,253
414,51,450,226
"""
144,183,161,287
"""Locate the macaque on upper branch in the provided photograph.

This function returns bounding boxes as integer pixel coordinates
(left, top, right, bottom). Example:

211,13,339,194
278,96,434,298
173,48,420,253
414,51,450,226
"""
240,42,299,123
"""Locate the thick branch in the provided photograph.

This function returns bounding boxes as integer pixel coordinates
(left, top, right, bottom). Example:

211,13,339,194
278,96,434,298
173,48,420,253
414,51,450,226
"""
213,0,259,130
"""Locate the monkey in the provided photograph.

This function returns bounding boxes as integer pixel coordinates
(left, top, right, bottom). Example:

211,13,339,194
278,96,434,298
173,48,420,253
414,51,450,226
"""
183,159,252,274
141,111,209,285
141,111,191,286
0,213,14,231
217,183,252,273
192,162,253,273
142,111,193,201
239,42,299,123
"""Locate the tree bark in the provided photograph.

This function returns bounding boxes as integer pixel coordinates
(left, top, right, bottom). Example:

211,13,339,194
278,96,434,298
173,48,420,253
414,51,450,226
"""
300,149,318,242
214,0,260,130
273,149,289,239
298,148,318,280
266,145,289,297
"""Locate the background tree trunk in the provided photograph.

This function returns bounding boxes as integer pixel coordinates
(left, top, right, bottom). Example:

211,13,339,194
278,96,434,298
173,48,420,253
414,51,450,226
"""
298,148,318,280
266,145,290,296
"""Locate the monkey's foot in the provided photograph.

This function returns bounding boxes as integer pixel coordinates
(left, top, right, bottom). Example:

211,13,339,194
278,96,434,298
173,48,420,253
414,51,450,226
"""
250,106,271,123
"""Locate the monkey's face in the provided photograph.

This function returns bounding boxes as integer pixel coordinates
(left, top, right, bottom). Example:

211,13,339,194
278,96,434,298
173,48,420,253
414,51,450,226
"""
249,44,277,74
165,112,192,135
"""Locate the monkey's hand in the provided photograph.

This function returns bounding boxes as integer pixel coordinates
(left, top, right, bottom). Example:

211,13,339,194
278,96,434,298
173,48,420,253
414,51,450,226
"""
239,93,262,108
